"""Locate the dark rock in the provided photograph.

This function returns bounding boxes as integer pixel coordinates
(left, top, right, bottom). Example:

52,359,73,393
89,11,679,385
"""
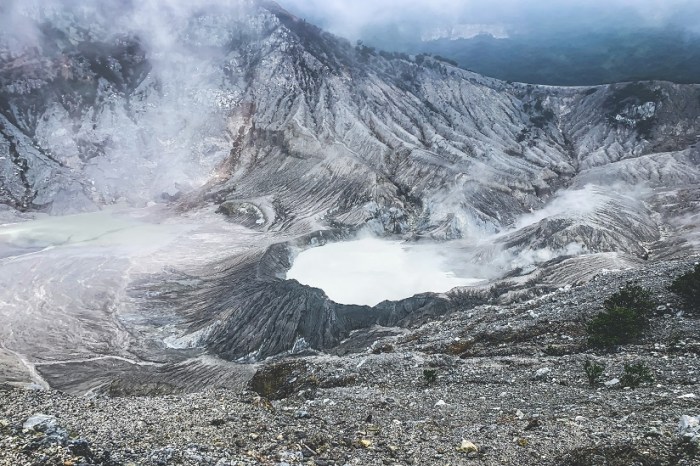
68,439,93,459
248,361,318,400
525,419,543,431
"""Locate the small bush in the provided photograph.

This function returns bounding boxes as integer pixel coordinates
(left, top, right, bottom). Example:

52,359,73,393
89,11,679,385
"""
583,359,605,386
423,369,437,385
587,306,646,348
433,55,459,67
670,264,700,313
587,285,655,348
544,344,565,356
603,284,656,315
620,362,654,388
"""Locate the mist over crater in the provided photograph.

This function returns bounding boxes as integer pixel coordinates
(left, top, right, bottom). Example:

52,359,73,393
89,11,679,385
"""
286,237,485,306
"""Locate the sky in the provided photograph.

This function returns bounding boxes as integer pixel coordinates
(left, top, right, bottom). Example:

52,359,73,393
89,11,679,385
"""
282,0,700,41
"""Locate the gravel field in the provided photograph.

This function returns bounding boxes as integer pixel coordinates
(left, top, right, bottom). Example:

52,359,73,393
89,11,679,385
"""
2,259,700,465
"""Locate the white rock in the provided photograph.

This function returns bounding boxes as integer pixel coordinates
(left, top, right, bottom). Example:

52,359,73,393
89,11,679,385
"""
678,415,700,442
679,416,699,432
604,378,620,387
23,414,57,432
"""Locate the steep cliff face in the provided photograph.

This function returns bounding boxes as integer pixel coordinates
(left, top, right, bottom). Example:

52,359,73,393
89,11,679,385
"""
0,0,699,372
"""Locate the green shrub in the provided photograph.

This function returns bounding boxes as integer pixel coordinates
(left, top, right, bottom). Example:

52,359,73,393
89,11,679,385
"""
603,284,656,315
670,264,700,313
433,55,459,67
620,362,654,388
587,285,655,348
587,306,646,348
423,369,437,385
583,359,605,386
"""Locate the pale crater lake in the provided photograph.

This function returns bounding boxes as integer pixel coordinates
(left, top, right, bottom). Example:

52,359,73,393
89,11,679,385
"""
287,237,484,306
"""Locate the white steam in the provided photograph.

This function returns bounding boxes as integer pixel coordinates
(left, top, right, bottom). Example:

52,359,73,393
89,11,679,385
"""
0,0,261,207
513,184,605,230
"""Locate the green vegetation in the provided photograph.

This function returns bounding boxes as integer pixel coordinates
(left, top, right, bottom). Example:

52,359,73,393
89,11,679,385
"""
433,55,459,67
530,109,555,128
620,362,654,388
603,284,656,315
583,360,605,386
586,284,655,348
603,82,662,138
423,369,438,385
587,306,645,348
378,50,410,62
604,82,661,113
670,264,700,313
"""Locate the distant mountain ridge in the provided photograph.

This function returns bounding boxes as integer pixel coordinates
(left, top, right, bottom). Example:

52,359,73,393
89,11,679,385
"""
366,28,700,86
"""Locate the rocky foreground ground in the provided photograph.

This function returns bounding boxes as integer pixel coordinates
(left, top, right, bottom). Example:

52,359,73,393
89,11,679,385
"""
1,258,700,466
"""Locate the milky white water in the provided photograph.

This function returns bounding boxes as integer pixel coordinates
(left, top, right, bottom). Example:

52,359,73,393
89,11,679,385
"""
0,208,193,259
286,237,485,306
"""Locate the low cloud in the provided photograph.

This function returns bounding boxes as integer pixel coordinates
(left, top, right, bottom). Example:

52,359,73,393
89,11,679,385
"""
282,0,700,41
0,0,254,203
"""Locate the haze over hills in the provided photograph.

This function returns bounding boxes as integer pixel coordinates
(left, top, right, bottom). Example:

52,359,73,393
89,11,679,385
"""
375,29,700,86
0,0,698,393
285,0,700,85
